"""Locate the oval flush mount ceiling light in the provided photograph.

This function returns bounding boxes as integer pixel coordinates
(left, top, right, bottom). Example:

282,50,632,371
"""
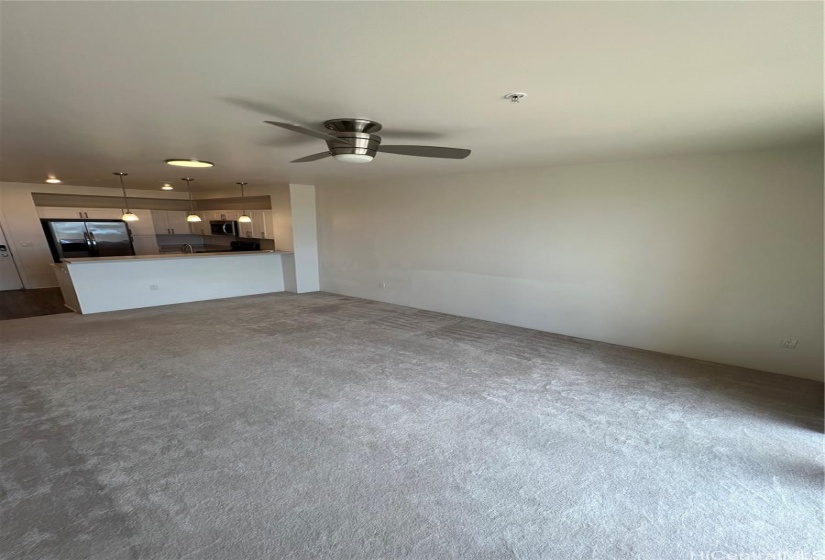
45,177,62,184
161,183,174,190
165,159,215,168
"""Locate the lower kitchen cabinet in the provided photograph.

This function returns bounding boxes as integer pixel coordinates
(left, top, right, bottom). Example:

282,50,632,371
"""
131,235,159,255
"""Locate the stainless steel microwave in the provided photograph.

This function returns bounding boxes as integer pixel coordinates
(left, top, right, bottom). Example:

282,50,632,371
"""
210,220,238,236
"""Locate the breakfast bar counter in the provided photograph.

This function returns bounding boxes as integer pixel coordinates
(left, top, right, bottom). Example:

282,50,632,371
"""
53,251,293,314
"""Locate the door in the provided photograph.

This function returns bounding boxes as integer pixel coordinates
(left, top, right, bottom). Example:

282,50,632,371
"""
85,221,135,257
0,222,23,290
46,220,94,260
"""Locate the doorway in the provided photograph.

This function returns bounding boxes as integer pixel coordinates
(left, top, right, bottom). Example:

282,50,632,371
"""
0,220,23,291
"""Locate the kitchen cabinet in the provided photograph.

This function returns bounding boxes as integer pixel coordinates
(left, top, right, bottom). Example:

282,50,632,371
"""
239,210,273,239
152,210,190,235
37,207,125,220
38,206,151,225
131,235,159,255
216,210,239,221
84,208,123,220
189,211,212,235
123,209,157,237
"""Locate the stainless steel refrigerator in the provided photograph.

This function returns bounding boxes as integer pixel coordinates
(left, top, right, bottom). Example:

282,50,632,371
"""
42,219,135,262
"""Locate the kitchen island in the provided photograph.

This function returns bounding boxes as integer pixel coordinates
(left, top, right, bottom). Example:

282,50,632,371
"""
52,250,292,314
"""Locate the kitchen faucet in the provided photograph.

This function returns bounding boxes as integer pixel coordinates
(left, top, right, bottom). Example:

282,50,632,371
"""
181,243,194,254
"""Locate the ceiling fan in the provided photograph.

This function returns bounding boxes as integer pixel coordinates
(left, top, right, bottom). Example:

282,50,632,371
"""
265,118,471,163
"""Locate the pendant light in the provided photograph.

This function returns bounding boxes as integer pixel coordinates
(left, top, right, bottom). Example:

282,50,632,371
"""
114,172,139,221
183,177,201,222
237,182,252,223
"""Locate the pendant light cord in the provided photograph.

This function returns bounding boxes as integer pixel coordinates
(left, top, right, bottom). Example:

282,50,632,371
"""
237,182,247,215
183,178,195,212
115,172,130,211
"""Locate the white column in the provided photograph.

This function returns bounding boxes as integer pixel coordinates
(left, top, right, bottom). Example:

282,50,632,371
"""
288,183,320,293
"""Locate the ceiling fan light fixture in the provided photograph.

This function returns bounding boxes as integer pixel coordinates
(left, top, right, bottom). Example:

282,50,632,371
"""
269,119,470,164
165,159,215,168
333,153,374,163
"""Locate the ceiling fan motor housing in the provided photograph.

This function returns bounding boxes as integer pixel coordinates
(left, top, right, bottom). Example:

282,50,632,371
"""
324,119,382,158
327,131,381,158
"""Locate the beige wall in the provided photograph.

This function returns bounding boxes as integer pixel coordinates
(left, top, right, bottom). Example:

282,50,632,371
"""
316,145,824,381
0,182,187,289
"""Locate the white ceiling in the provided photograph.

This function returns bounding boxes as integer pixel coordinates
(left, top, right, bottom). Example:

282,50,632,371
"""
1,1,821,191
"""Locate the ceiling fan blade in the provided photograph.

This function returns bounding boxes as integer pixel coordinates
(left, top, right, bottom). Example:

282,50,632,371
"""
378,145,471,159
291,152,331,163
265,121,348,144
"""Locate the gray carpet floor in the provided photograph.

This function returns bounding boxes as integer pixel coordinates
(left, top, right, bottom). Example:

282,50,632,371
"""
1,292,822,559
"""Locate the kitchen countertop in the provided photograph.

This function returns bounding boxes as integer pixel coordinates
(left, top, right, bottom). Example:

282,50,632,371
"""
62,250,292,264
158,244,233,254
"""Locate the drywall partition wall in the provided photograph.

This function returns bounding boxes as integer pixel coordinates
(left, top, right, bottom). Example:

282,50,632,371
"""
0,182,188,288
316,145,824,381
289,184,320,293
271,184,294,253
64,253,285,314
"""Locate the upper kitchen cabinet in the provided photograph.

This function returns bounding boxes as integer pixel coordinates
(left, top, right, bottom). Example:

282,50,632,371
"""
216,210,239,221
189,211,212,235
37,207,114,220
152,210,190,235
239,210,273,239
84,208,124,220
123,209,156,237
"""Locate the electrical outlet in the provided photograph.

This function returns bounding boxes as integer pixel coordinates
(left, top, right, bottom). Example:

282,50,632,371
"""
779,338,798,349
20,241,33,247
149,284,159,291
378,281,386,289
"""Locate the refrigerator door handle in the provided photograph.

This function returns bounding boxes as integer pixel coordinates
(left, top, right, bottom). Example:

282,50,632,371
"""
88,231,99,256
83,231,94,256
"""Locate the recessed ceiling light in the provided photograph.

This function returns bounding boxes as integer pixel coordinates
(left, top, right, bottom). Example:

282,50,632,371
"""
45,177,61,184
165,159,215,168
161,183,174,190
